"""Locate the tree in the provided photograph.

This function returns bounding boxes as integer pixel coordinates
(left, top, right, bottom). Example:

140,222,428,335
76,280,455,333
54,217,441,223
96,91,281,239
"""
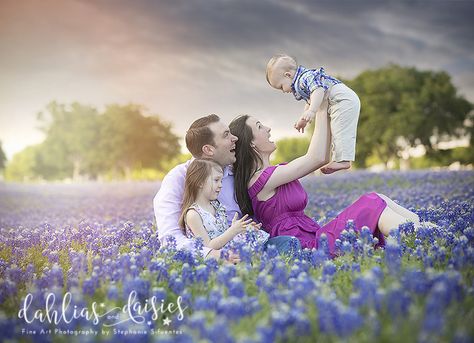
272,137,309,164
7,102,180,181
97,104,180,179
38,102,100,180
0,140,6,171
346,64,472,167
4,145,42,181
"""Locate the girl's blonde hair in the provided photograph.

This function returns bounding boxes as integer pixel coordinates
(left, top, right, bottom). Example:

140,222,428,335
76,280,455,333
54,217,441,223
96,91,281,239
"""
178,159,223,232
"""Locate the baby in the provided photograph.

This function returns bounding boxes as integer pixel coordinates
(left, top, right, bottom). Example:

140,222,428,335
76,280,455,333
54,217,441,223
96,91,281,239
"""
266,54,361,174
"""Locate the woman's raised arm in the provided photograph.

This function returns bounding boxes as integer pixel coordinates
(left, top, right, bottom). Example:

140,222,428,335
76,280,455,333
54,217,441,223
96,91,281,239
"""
263,88,330,192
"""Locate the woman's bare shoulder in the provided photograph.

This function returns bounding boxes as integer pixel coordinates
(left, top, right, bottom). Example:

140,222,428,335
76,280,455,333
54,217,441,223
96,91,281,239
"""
247,164,279,189
248,169,264,189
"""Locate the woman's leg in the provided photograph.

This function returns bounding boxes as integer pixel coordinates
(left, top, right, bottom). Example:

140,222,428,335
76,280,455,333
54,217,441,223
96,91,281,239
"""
377,193,420,226
377,206,412,236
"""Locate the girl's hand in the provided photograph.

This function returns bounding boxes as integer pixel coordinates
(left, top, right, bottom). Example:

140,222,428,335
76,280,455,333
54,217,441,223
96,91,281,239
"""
230,213,254,234
247,222,262,230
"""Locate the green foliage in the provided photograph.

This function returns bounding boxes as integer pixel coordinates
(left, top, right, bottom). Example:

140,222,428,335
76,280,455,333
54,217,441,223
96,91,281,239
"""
410,146,473,169
4,102,181,181
4,145,44,182
451,146,474,164
38,102,101,179
347,64,472,167
0,140,6,170
96,104,180,179
272,136,309,164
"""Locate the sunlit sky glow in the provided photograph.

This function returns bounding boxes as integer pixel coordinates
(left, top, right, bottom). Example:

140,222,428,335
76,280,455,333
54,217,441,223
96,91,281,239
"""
1,0,473,159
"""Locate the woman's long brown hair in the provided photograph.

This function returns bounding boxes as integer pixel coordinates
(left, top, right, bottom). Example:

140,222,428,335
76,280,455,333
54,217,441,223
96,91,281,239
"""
229,115,262,216
178,159,222,232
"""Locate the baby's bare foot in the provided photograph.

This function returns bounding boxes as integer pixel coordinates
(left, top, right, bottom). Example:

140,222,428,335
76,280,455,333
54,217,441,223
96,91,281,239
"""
321,161,351,174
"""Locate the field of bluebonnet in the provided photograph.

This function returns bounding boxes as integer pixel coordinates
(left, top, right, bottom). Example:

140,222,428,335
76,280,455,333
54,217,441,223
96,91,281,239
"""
0,170,473,343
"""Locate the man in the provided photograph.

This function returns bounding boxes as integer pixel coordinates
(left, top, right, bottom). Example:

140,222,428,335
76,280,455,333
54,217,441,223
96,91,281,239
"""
153,114,300,261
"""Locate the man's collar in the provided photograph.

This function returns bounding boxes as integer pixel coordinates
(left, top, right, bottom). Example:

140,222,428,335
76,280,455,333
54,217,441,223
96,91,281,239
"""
223,164,234,177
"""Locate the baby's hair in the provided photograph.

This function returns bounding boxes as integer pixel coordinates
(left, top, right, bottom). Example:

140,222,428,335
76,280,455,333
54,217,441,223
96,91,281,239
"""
265,54,298,84
178,159,223,231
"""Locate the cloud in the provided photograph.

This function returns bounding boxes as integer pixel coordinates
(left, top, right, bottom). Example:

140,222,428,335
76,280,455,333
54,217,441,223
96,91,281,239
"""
0,0,472,158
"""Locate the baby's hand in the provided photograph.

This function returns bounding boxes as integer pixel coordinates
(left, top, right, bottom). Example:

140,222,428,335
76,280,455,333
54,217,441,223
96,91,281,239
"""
302,109,316,123
294,116,308,133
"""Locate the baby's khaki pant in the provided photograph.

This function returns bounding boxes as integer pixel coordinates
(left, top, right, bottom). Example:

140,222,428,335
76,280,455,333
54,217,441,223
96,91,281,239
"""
327,83,360,162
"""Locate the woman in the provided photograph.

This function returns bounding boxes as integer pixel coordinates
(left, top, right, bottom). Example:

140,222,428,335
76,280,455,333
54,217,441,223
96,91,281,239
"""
229,108,421,256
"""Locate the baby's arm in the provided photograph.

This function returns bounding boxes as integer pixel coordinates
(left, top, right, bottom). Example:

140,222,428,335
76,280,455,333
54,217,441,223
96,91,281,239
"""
307,89,325,115
186,211,253,250
295,88,325,132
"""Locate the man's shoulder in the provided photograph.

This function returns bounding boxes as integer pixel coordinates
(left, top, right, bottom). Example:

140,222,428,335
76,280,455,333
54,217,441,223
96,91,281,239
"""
154,159,192,202
163,159,193,181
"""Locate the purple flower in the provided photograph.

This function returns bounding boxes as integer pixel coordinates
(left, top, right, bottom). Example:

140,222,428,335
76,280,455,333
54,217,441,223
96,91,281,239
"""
82,278,96,296
195,264,210,283
168,276,184,295
205,318,234,343
322,261,337,278
386,286,411,318
217,296,246,320
6,265,23,284
384,237,402,274
193,237,204,257
0,279,17,303
228,277,245,298
107,284,119,300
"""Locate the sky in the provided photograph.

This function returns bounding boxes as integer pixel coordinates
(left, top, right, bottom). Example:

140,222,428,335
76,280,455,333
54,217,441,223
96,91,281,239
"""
0,0,473,160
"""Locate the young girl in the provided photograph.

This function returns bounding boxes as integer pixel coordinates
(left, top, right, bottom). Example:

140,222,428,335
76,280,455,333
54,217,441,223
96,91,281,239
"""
266,54,361,174
178,159,268,250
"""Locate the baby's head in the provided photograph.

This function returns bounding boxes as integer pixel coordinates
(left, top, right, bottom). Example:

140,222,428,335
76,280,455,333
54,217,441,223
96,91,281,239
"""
266,54,298,93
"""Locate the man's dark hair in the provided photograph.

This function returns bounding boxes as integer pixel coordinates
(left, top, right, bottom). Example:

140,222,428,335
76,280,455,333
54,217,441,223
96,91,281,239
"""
185,114,220,158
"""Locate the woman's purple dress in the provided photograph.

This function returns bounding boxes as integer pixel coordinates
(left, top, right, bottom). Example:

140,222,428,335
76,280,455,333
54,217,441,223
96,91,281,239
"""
249,165,387,254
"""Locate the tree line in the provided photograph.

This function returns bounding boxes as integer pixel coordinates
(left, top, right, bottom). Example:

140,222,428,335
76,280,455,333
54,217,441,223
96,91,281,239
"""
3,103,180,181
1,64,472,181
